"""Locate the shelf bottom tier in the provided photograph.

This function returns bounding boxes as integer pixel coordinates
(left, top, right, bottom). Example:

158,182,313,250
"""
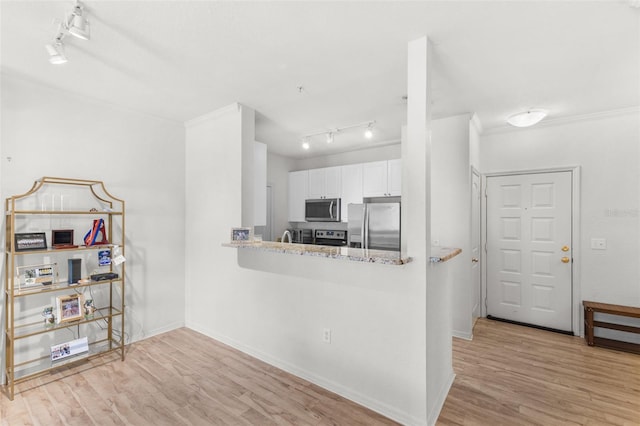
6,338,124,387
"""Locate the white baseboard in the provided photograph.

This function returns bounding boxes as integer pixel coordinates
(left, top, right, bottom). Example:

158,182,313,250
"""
187,320,426,426
427,372,455,426
130,320,185,344
452,330,473,340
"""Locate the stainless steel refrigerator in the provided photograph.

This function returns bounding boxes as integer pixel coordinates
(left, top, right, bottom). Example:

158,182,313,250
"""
347,199,400,251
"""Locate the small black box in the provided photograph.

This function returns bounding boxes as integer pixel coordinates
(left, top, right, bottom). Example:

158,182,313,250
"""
90,272,119,281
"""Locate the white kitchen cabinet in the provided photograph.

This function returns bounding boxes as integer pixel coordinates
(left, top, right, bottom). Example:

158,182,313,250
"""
340,163,363,222
362,160,401,197
254,141,267,226
387,159,402,196
288,170,308,222
307,166,341,199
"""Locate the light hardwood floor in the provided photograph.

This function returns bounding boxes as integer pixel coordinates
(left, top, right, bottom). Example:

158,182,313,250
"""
1,328,397,425
2,320,639,425
438,318,640,425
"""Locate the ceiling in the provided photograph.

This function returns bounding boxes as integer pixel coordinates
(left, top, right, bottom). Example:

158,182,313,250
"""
2,1,639,158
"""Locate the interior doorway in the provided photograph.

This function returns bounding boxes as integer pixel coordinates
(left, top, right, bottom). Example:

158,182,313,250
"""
485,170,574,333
471,168,481,322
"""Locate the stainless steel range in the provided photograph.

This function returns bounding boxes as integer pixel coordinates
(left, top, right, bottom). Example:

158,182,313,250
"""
314,229,347,247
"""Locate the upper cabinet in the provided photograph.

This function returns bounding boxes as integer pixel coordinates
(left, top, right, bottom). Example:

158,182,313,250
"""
363,159,401,197
308,166,342,199
340,163,363,222
288,170,308,222
288,159,400,223
387,159,402,196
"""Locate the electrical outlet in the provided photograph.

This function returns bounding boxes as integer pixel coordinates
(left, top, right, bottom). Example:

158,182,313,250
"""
323,328,331,344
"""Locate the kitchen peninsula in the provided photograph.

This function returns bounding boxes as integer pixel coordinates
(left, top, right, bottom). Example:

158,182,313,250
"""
224,240,462,266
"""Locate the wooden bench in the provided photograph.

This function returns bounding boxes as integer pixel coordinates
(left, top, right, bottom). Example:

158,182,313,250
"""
583,301,640,355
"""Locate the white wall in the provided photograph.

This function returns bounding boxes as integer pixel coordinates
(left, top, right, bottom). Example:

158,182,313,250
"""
431,114,473,339
481,110,640,335
1,76,187,342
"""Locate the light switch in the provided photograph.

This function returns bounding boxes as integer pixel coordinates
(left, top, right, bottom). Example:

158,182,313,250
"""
591,238,607,250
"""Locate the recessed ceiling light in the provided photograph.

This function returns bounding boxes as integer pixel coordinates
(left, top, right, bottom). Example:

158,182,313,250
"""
506,109,548,127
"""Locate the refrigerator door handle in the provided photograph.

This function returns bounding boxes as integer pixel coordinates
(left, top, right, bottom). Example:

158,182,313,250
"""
363,205,369,250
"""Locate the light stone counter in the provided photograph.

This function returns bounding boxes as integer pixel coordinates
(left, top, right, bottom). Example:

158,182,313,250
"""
223,241,411,265
430,247,463,263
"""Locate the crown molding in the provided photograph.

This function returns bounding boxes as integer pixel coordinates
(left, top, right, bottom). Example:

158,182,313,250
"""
470,113,484,134
483,106,640,135
185,103,241,128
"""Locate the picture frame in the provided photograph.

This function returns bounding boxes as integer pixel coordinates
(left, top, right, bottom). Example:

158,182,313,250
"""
52,229,78,248
14,232,47,252
16,263,58,290
56,293,84,324
50,336,89,362
231,227,252,242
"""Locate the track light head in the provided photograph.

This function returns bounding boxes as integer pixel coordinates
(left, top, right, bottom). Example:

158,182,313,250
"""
326,132,334,144
66,3,90,40
364,124,373,139
45,35,67,64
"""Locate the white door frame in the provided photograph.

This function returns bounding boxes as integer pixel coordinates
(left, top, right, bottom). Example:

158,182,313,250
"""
481,166,581,336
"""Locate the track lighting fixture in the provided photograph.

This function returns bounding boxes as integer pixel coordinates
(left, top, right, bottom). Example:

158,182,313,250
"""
44,1,90,65
300,120,376,150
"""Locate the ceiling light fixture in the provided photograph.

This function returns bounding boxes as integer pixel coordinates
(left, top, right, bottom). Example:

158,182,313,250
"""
300,120,375,150
65,2,90,40
45,1,90,65
506,109,548,128
45,32,67,65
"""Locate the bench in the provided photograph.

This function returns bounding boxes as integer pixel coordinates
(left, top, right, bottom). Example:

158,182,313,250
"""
583,301,640,355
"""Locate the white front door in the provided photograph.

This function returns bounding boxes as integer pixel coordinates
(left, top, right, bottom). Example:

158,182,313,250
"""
486,171,573,332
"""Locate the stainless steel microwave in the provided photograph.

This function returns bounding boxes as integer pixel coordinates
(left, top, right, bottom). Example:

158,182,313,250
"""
305,198,341,222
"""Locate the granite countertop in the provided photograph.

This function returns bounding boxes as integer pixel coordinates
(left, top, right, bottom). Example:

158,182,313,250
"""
430,247,463,263
223,241,411,265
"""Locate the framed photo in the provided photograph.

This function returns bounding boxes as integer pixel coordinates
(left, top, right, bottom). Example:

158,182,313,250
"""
56,294,84,324
52,229,78,248
15,232,47,252
231,227,252,242
51,337,89,362
16,263,58,290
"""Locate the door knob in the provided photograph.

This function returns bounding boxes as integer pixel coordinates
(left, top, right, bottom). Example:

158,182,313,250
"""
561,246,570,252
561,257,570,263
472,257,479,263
